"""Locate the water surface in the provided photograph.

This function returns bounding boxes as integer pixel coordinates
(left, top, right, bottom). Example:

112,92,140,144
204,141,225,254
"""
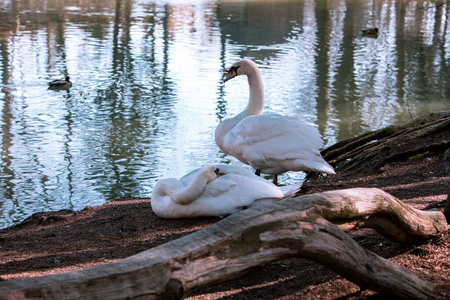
0,0,449,228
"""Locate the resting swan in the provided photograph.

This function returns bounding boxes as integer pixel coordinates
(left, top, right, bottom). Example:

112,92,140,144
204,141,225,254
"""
151,164,303,218
215,59,335,184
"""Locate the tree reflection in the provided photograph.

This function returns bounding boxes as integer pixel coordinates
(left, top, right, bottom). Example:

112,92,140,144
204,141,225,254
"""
0,46,15,221
0,0,449,228
89,0,177,199
0,0,22,226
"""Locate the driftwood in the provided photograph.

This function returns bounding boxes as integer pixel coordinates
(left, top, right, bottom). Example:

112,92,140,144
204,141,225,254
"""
0,188,447,300
322,110,450,173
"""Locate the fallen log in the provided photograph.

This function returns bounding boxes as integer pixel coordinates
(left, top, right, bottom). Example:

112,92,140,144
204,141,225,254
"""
0,188,447,300
322,110,450,173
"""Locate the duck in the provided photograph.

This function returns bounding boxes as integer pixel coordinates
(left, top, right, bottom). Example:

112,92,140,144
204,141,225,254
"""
362,28,378,36
48,76,72,88
215,59,335,184
150,164,303,218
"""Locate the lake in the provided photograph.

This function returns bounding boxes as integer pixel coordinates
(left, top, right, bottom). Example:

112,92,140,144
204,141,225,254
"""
0,0,449,228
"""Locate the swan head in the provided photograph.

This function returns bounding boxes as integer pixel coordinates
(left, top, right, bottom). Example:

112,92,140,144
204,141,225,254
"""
200,165,219,183
223,59,258,82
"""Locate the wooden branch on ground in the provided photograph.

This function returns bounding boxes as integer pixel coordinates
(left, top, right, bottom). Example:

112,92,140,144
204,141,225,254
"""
0,188,447,300
322,111,450,173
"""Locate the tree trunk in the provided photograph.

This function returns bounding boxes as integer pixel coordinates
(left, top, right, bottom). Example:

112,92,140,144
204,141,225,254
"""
0,188,446,300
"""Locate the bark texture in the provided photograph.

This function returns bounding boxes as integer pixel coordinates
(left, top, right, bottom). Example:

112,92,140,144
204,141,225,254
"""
322,111,450,174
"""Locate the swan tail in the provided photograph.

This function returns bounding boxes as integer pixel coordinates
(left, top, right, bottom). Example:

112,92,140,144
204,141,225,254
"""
279,181,304,199
318,163,336,175
300,161,336,175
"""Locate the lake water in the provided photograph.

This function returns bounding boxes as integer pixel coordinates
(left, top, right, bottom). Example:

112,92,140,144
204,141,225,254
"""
0,0,449,228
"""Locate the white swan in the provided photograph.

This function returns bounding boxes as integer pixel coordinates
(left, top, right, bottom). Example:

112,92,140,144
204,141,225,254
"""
151,164,302,218
215,59,335,184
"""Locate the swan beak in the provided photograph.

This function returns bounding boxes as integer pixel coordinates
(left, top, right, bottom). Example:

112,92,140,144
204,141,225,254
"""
223,68,237,82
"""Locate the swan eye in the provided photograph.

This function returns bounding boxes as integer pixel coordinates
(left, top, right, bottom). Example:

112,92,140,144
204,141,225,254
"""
214,168,220,174
230,66,240,74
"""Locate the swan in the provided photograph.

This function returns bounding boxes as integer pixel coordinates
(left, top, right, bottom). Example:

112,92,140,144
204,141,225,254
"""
215,59,335,184
48,76,72,88
151,164,303,218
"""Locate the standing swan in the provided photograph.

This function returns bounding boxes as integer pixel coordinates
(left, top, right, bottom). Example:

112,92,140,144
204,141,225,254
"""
151,165,302,218
215,59,335,184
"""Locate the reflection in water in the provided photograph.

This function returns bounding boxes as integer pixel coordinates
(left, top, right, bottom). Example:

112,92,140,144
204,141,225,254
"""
0,0,449,228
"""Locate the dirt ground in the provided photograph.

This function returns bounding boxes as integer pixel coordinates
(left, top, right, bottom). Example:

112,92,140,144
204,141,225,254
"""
0,119,449,299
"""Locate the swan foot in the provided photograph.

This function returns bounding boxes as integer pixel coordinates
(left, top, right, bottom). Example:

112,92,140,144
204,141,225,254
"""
255,169,261,176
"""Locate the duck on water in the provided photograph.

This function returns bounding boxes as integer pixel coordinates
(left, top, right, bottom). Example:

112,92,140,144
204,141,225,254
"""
48,76,72,88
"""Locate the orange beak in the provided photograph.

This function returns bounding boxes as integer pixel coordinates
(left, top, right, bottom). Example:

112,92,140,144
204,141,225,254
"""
223,68,237,82
214,168,225,177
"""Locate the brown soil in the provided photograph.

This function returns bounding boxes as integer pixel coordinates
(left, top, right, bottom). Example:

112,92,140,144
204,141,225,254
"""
0,124,449,299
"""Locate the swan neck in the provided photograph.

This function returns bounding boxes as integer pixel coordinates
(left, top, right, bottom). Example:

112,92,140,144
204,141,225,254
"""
172,170,210,205
215,63,265,146
245,68,264,116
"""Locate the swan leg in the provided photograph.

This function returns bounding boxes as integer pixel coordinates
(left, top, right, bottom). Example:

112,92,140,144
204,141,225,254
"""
304,171,320,182
273,175,278,185
255,169,261,177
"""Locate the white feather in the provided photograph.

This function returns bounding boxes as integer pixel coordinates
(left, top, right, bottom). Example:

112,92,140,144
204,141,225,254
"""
151,164,303,218
216,59,335,177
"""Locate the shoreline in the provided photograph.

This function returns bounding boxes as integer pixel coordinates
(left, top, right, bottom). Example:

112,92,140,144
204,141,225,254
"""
0,112,449,299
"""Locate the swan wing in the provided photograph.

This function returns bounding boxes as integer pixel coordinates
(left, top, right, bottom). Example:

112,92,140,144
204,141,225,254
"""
179,168,201,185
207,173,284,201
222,114,333,173
151,168,299,218
179,164,255,185
228,114,324,154
214,165,304,199
201,178,237,198
212,164,256,177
